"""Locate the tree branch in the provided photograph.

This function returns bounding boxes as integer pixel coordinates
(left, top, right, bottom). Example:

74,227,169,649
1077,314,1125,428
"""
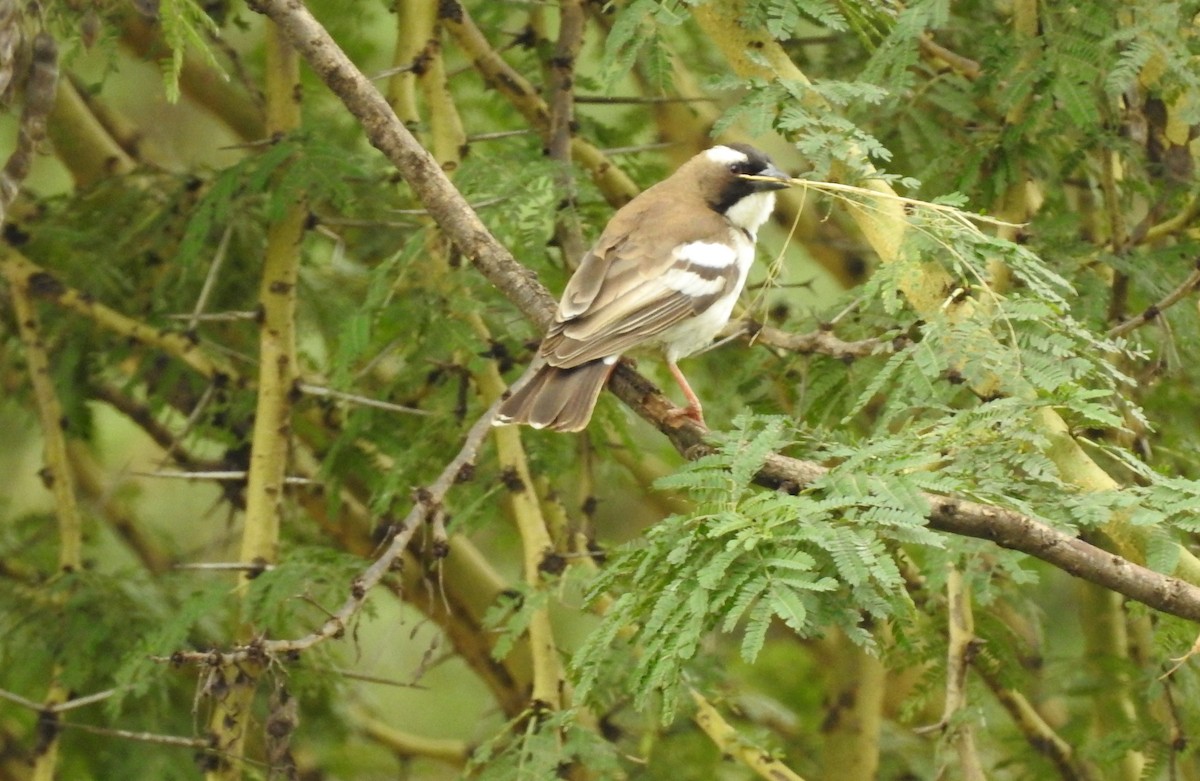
4,246,83,574
690,688,808,781
438,0,640,206
1107,257,1200,338
0,247,241,384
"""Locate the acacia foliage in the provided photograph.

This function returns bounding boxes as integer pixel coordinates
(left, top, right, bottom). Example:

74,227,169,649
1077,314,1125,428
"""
3,1,1200,779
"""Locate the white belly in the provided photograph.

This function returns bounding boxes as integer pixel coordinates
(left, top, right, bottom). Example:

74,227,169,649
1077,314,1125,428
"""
660,227,756,362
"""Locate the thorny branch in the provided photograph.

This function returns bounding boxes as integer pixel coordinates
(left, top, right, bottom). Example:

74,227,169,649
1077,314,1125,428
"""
160,397,501,665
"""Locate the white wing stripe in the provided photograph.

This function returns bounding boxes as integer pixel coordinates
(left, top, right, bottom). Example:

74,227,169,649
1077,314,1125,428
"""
673,240,736,268
661,267,725,297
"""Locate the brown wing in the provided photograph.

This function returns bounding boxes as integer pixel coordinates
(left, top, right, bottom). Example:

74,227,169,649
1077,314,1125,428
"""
540,201,740,368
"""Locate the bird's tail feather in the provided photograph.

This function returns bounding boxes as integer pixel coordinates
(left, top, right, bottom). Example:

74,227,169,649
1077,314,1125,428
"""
494,361,615,432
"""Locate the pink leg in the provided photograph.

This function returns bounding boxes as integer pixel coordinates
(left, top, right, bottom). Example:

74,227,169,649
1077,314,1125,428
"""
667,361,706,428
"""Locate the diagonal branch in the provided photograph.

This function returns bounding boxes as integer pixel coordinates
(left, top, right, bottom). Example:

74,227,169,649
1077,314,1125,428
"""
162,394,501,667
1107,257,1200,338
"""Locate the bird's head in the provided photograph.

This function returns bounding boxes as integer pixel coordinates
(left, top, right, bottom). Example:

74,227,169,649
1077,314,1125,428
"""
685,144,791,232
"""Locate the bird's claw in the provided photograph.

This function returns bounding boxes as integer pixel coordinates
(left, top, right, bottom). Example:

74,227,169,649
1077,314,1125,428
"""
664,404,707,429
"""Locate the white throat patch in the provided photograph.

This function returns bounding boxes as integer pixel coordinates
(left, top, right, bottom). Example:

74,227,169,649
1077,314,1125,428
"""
725,191,777,236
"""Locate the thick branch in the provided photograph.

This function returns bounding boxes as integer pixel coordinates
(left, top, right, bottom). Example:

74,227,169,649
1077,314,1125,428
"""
0,248,241,383
690,688,808,781
745,321,901,359
4,252,83,574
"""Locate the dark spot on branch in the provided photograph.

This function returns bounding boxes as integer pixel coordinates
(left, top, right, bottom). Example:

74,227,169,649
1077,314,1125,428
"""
455,462,476,483
497,71,526,97
195,750,221,772
844,254,867,281
1141,304,1160,322
513,25,536,49
436,0,463,21
371,520,395,546
599,714,622,741
539,549,566,575
246,557,270,579
500,466,525,492
3,223,29,245
268,280,293,295
586,539,607,566
26,271,64,298
411,44,433,76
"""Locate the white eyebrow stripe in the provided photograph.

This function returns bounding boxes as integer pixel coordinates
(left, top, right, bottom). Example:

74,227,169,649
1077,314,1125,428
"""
704,145,750,165
674,240,737,268
661,267,726,297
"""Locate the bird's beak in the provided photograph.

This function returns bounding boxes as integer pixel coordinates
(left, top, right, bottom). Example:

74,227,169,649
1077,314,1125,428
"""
742,163,792,191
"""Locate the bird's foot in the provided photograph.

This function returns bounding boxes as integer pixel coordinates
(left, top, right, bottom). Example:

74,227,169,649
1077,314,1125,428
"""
664,404,707,429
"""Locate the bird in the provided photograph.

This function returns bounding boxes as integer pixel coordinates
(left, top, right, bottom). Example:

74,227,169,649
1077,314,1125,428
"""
494,143,791,432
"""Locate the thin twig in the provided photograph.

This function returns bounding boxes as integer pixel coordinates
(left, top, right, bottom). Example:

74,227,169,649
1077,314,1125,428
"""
174,562,278,572
166,311,260,322
466,128,534,142
601,141,676,155
1107,259,1200,338
0,686,121,713
58,721,212,749
297,383,432,416
574,94,717,104
187,221,235,333
0,687,42,711
132,470,317,485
